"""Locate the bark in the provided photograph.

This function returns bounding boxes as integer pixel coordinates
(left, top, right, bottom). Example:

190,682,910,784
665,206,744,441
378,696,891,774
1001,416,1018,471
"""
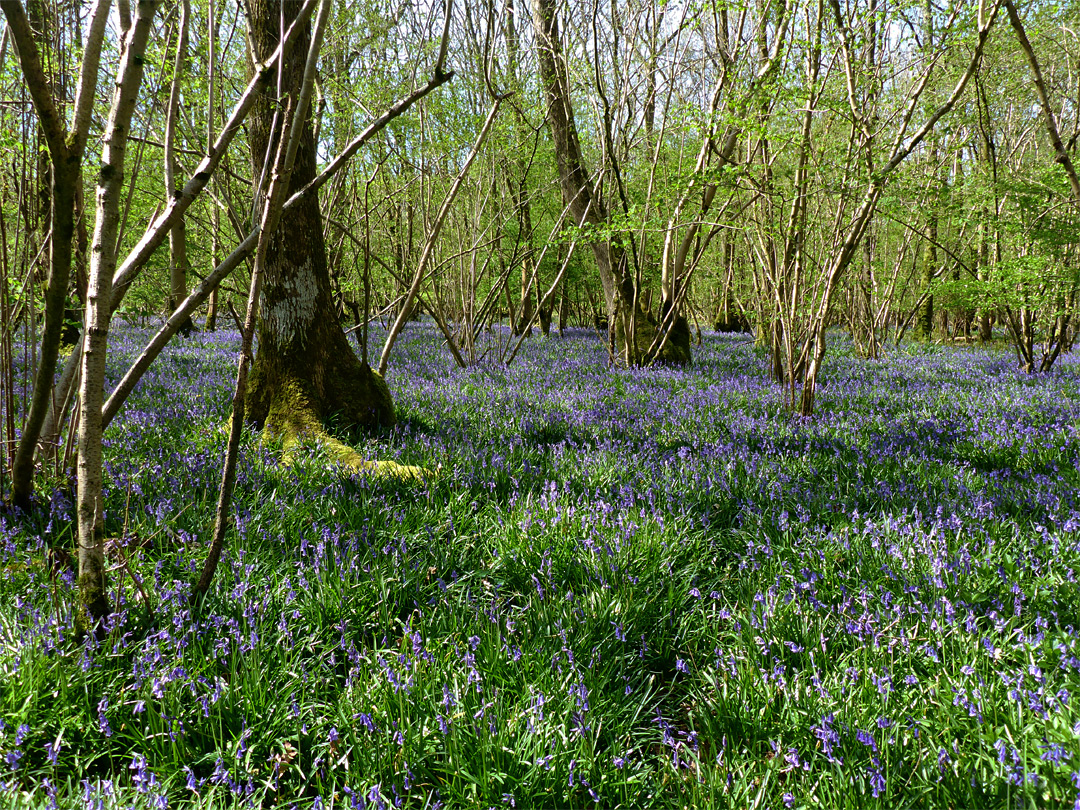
512,186,535,337
976,225,992,342
198,0,332,599
530,0,632,348
915,0,939,342
40,0,320,457
558,272,568,333
916,215,937,340
245,0,393,436
164,0,192,333
797,0,1000,416
857,0,879,360
77,0,158,631
205,256,219,330
506,0,534,337
974,75,998,343
204,0,218,335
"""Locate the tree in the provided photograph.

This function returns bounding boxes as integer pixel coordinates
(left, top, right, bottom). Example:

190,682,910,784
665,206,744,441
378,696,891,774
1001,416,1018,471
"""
998,0,1080,371
76,0,159,629
915,0,941,342
241,0,396,444
0,0,110,510
791,0,1000,415
163,0,193,334
530,0,688,365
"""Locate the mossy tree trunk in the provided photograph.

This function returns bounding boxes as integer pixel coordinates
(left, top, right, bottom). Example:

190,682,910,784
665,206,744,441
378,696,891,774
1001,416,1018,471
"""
244,0,394,439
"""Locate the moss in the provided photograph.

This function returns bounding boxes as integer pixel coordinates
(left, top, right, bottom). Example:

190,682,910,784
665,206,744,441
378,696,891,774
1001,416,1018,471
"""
264,377,322,442
333,359,396,430
618,307,692,366
280,432,434,482
264,378,432,482
247,338,396,432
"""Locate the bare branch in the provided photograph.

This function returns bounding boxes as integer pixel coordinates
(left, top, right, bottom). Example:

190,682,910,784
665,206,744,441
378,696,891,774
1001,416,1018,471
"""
111,0,320,294
435,0,453,78
70,0,112,155
379,97,504,376
1005,0,1080,200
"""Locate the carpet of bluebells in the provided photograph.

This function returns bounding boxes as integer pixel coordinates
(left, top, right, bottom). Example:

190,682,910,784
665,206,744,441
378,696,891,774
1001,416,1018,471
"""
2,321,1080,808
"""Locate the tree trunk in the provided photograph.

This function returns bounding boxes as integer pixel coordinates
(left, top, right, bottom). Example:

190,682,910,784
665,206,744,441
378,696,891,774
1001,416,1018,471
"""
530,0,684,365
164,0,192,334
558,268,568,333
506,0,534,338
77,0,159,631
507,166,534,337
205,206,219,331
915,0,938,343
244,0,393,438
916,215,937,340
530,0,621,313
167,210,192,331
516,257,535,336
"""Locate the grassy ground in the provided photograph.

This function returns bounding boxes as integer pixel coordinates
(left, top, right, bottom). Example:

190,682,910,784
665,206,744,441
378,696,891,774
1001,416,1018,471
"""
1,322,1079,808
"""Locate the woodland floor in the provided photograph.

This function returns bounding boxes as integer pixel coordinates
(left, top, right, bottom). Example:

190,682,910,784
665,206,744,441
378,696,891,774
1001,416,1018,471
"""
2,321,1079,808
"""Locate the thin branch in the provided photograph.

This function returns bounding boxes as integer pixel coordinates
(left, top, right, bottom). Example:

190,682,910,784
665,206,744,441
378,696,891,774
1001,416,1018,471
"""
1005,0,1080,200
111,0,320,294
435,0,453,78
0,0,69,159
378,97,502,376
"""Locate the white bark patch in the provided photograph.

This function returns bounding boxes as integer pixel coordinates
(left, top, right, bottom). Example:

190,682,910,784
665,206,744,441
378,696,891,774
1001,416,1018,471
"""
262,259,317,346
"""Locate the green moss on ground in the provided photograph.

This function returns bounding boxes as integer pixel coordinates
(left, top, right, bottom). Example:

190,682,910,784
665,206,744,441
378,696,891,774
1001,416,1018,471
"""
263,378,432,482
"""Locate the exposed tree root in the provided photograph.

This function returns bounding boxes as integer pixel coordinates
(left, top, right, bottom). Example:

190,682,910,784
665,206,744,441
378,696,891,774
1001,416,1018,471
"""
276,426,433,482
258,381,431,482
